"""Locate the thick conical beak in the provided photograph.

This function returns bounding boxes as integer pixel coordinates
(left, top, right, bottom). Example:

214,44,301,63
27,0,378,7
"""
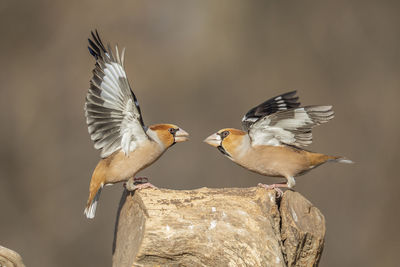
203,133,221,147
174,128,189,143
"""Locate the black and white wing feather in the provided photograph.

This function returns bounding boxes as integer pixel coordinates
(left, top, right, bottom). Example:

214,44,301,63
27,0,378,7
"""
242,91,300,131
242,91,334,147
85,30,148,158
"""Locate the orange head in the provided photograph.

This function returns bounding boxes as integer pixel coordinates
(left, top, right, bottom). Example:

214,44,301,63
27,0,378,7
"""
204,128,247,157
148,124,189,148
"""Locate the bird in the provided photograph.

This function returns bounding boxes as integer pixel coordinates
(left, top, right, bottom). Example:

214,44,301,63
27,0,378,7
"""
204,91,352,193
83,31,189,219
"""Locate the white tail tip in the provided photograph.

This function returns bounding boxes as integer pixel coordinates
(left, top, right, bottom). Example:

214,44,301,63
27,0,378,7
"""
84,201,97,219
84,186,102,219
336,158,354,164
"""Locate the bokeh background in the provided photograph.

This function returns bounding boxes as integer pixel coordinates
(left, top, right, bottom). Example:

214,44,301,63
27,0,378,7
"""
1,1,399,266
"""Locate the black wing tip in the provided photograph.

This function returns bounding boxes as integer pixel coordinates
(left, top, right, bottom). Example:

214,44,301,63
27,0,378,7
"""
277,90,299,100
281,90,297,97
242,90,302,129
272,90,301,108
88,29,107,59
88,46,97,58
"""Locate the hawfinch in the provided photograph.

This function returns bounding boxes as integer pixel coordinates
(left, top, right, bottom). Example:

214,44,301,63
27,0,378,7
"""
204,91,352,190
84,31,189,218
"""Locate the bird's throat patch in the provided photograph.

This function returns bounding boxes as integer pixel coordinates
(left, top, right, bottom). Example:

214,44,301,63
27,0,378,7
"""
217,145,231,157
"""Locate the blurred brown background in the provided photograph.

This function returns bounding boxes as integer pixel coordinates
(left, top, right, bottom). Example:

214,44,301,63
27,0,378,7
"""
1,1,399,266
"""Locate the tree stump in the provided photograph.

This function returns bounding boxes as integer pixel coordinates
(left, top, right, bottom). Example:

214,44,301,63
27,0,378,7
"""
112,187,325,267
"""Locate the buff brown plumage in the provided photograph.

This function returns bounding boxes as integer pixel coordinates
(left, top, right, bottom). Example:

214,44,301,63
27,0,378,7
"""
204,91,352,190
84,31,189,218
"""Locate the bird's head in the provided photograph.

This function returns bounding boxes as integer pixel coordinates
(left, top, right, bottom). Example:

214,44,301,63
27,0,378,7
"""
204,128,247,157
148,124,189,148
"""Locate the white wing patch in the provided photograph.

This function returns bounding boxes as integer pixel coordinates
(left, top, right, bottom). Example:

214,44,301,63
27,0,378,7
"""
274,108,313,129
120,99,148,154
249,106,334,147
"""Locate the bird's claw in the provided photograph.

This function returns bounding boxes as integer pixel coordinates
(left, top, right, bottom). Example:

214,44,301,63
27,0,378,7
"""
124,177,157,191
133,177,149,184
132,182,158,191
257,183,284,198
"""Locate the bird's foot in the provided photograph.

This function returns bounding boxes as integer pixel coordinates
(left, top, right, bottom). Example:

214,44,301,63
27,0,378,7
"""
132,182,158,191
124,177,157,191
133,177,149,184
257,183,288,198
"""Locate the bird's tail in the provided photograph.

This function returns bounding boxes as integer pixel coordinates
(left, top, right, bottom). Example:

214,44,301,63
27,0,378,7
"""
328,156,354,164
84,183,103,219
308,153,354,167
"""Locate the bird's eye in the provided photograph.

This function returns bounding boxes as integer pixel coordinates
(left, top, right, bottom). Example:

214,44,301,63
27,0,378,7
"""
169,128,177,134
221,131,230,138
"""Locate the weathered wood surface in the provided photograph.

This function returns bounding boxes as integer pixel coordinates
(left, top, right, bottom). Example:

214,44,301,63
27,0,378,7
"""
0,245,25,267
112,187,325,267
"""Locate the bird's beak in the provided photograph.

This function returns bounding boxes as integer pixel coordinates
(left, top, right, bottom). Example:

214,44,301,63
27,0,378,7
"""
203,133,221,147
174,128,190,143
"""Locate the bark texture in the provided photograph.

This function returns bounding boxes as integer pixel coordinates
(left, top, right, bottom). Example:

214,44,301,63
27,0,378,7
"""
112,187,325,267
0,245,25,267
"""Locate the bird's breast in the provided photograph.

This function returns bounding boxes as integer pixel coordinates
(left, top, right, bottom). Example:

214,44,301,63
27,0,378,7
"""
105,141,164,183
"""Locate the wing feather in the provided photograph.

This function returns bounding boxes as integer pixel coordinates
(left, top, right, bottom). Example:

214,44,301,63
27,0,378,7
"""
85,30,148,158
242,91,300,131
248,102,334,147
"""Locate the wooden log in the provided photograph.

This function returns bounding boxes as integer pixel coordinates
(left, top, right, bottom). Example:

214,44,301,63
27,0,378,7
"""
280,191,326,266
0,245,25,267
112,187,325,267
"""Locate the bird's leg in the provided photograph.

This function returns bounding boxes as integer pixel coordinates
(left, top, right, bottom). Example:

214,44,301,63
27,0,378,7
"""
124,177,158,191
257,183,289,198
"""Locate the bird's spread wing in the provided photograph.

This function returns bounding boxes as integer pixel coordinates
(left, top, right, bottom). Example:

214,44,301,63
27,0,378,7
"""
243,91,334,147
242,91,300,131
85,30,148,158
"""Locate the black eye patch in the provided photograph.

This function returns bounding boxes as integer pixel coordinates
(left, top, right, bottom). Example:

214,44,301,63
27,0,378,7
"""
168,128,177,134
218,130,230,140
